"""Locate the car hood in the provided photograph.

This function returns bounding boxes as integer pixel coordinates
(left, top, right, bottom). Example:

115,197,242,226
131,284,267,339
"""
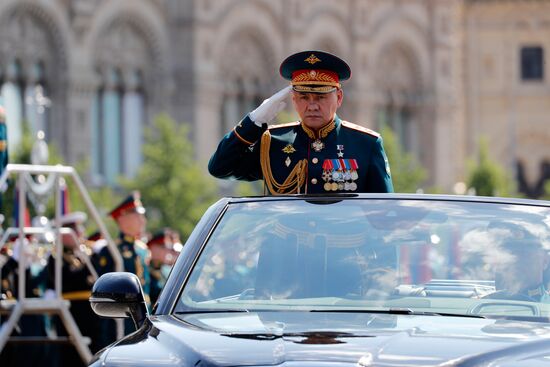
96,312,550,366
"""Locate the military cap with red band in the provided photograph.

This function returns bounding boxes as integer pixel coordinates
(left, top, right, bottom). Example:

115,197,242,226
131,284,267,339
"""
109,191,146,220
147,230,168,248
280,50,351,93
87,231,102,242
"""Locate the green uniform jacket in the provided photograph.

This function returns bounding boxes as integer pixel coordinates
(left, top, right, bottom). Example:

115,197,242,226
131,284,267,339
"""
209,114,393,194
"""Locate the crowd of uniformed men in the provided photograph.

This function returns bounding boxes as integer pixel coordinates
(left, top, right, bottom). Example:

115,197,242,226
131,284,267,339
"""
0,189,181,365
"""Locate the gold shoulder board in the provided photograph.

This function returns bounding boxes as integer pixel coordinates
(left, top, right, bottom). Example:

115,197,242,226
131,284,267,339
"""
341,121,380,138
268,121,301,130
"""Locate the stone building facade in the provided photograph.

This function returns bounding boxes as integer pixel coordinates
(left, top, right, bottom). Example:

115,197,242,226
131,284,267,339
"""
0,0,548,195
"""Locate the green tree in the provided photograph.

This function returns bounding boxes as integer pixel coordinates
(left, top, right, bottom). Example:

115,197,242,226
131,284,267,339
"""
542,180,550,201
121,114,219,240
466,138,514,197
381,126,427,193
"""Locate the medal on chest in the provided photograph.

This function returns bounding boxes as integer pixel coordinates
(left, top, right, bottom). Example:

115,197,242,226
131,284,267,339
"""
322,158,359,192
311,139,325,152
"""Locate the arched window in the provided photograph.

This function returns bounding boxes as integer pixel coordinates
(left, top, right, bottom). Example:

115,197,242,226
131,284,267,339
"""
375,44,422,156
91,21,151,186
0,7,61,156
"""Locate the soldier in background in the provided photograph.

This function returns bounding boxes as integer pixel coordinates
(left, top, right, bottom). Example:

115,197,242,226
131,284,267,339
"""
95,191,150,345
147,230,167,307
0,234,51,365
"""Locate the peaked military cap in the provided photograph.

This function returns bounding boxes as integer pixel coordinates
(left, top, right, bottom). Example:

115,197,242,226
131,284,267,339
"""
147,230,168,248
56,211,88,227
87,231,102,241
109,190,146,220
280,50,351,93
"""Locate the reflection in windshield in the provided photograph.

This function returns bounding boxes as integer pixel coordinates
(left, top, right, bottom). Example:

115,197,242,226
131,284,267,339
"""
177,199,550,320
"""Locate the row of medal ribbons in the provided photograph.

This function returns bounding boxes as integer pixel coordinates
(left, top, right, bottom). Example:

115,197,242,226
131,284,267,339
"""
321,159,359,191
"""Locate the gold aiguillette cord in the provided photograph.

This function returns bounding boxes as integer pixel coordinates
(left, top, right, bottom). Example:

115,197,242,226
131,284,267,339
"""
260,130,307,195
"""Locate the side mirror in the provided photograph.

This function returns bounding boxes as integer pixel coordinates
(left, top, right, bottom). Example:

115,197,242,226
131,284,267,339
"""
90,272,148,329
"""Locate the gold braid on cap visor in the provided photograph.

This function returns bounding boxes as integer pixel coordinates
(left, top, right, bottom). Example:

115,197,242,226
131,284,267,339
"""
260,130,308,195
291,69,340,93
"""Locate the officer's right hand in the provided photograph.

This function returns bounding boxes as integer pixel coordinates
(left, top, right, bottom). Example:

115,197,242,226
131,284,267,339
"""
249,85,292,127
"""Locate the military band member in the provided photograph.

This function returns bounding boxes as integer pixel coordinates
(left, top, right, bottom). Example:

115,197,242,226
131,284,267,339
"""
45,211,101,364
209,50,393,194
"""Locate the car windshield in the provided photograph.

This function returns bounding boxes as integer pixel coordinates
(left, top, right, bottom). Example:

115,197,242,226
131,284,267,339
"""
175,198,550,320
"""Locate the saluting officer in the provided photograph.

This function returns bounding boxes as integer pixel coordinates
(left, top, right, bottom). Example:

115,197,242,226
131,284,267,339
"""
209,50,393,194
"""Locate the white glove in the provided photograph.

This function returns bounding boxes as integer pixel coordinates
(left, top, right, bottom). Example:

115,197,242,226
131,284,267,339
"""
249,85,292,127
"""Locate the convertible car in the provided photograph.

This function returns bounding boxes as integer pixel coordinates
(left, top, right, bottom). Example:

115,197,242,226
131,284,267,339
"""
90,194,550,366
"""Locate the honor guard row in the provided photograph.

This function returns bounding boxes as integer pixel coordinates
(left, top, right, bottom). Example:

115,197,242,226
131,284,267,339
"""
209,50,394,194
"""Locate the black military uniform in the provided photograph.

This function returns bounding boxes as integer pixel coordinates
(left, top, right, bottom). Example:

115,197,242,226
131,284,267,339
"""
43,212,102,365
0,235,51,365
209,50,393,194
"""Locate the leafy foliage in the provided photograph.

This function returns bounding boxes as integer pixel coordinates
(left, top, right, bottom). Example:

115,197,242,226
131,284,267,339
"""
120,114,219,239
466,138,514,197
542,180,550,201
380,126,427,193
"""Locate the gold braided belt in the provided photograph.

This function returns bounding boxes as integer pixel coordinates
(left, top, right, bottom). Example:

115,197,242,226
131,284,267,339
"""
260,130,308,195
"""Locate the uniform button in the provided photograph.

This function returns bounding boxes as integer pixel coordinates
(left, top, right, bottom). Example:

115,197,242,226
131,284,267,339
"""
311,178,318,184
312,158,319,164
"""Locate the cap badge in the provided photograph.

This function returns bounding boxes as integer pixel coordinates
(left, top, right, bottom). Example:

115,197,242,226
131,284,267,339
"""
282,144,296,154
304,54,321,65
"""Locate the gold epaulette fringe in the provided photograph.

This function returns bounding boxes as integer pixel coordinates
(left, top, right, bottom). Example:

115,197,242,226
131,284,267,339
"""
260,130,307,195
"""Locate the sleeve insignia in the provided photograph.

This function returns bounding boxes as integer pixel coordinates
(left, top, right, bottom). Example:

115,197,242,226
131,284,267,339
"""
341,121,380,138
99,257,107,267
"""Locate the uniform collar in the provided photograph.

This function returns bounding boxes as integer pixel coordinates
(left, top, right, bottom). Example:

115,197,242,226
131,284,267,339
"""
301,115,340,139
